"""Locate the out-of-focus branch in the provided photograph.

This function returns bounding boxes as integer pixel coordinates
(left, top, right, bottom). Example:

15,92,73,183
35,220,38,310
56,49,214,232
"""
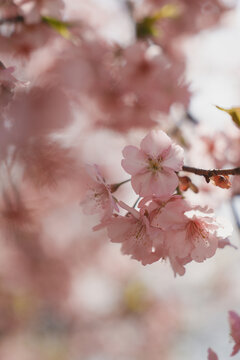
0,15,24,25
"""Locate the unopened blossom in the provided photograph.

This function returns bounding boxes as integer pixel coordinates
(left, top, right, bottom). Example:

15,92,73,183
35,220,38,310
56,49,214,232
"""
229,311,240,356
208,348,219,360
211,175,231,189
106,201,164,265
81,164,118,221
122,130,184,197
179,175,199,193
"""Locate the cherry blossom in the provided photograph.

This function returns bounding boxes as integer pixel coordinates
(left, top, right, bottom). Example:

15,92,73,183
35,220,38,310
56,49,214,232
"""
150,199,232,275
122,130,184,197
106,201,164,265
81,164,118,222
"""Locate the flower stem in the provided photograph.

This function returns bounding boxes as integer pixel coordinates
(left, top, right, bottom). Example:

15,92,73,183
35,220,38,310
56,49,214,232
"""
110,179,131,192
132,196,141,209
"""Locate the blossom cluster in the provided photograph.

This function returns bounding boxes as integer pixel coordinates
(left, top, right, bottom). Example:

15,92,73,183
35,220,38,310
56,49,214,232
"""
82,130,233,276
0,0,238,358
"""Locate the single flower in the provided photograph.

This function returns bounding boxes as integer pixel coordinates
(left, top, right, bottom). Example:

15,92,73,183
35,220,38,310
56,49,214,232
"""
121,130,184,197
81,164,118,221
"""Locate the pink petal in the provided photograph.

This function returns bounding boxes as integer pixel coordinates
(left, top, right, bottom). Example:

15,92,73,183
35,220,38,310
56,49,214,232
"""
191,235,218,263
121,230,160,265
140,130,172,158
151,198,188,230
231,344,240,357
85,164,105,184
122,145,147,175
229,311,240,356
218,239,237,249
119,200,140,219
131,171,153,196
107,216,135,243
208,348,219,360
169,254,186,276
168,230,192,259
161,143,184,171
131,170,178,197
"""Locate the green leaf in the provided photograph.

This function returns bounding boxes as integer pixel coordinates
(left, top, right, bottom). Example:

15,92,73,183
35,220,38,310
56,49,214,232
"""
42,16,71,39
136,4,180,39
216,105,240,128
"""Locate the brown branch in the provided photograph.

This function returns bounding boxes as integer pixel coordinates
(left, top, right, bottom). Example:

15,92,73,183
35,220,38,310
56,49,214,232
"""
0,16,24,25
182,165,240,177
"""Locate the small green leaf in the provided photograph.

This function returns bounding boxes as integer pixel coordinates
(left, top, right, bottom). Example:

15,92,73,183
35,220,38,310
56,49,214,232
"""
42,16,71,39
136,16,158,38
136,4,180,39
216,105,240,128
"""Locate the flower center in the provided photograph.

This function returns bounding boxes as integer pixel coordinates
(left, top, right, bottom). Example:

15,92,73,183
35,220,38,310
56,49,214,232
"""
186,220,208,243
148,158,162,173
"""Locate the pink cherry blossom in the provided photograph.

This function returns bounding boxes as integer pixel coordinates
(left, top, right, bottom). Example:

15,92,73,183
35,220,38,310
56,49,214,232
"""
208,348,219,360
81,164,118,222
106,201,164,265
7,85,73,142
121,130,184,197
170,207,232,275
120,42,190,114
229,311,240,356
150,199,232,276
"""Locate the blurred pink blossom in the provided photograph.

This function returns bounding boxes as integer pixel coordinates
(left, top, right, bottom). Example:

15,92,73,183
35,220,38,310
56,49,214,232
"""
81,164,119,222
208,348,219,360
229,311,240,356
13,0,64,23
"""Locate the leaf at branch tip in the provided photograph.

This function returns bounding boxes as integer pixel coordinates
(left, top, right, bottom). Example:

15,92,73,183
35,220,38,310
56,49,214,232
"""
42,16,71,39
136,4,180,39
179,176,199,193
216,105,240,129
